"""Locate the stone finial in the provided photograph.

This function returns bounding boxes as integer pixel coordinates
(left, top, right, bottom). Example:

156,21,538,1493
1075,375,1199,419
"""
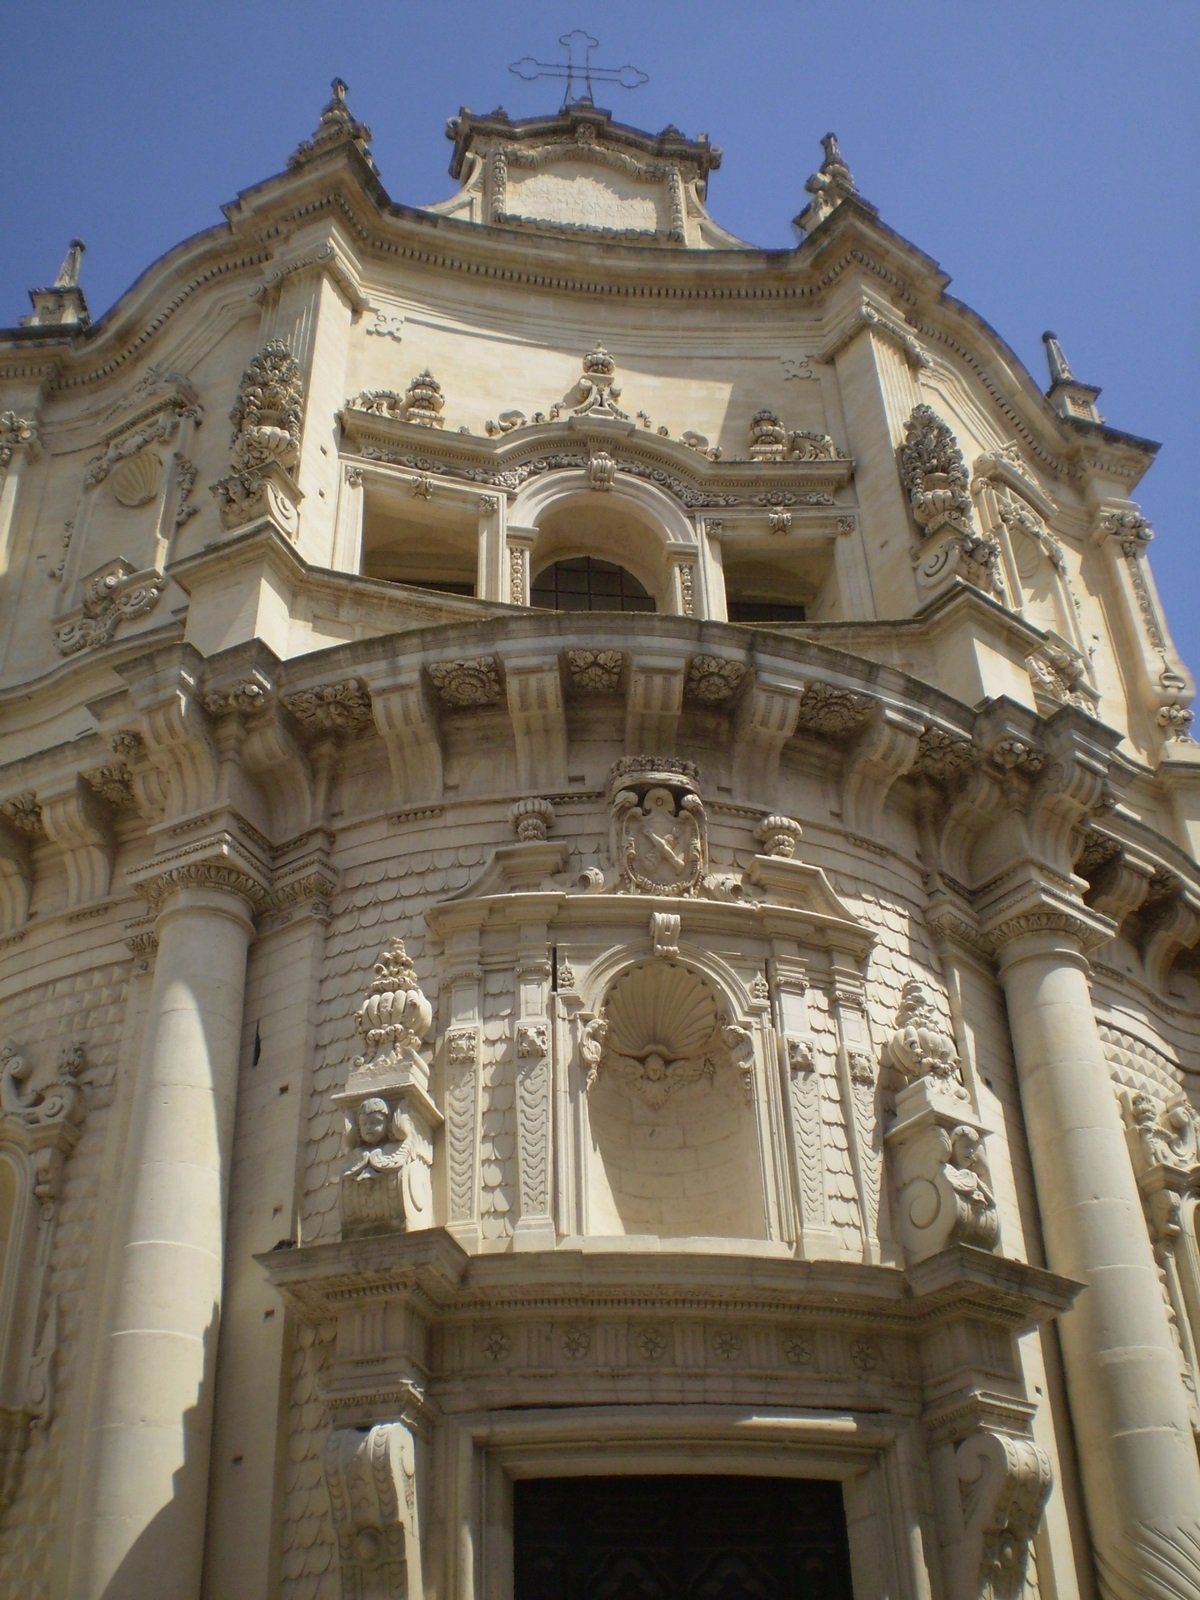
794,132,861,235
573,345,628,419
21,238,90,329
887,979,963,1090
1042,330,1073,385
403,369,445,428
509,796,555,841
755,815,802,858
289,77,377,173
1041,330,1103,423
53,239,85,289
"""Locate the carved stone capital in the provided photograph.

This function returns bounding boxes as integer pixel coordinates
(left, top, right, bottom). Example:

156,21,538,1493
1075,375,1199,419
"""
129,832,270,915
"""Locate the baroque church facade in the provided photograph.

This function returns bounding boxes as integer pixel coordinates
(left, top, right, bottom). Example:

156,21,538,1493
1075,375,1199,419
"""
0,79,1197,1600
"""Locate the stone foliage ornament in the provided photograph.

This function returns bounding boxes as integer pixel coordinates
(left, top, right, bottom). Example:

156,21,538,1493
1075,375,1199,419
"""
0,1039,88,1211
888,979,965,1091
900,405,973,539
53,560,164,656
403,370,446,428
211,340,304,534
334,938,441,1237
573,343,628,420
0,412,37,471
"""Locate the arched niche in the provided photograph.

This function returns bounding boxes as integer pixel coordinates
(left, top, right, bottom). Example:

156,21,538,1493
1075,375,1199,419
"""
512,471,695,615
581,957,766,1242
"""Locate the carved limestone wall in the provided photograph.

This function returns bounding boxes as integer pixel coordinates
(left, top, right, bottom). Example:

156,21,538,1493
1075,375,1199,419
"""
0,958,127,1600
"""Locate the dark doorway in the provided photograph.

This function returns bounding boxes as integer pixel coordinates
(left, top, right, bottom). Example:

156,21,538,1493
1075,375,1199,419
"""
513,1474,855,1598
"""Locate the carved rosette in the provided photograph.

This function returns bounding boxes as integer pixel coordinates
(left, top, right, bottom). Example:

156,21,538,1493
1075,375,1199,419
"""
211,340,303,534
336,937,441,1237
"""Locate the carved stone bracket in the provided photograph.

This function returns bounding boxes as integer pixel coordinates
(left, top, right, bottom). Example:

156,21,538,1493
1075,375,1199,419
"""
323,1421,421,1600
953,1431,1052,1600
886,1077,998,1265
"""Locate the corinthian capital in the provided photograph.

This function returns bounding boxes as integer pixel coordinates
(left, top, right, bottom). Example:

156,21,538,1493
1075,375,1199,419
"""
129,831,270,914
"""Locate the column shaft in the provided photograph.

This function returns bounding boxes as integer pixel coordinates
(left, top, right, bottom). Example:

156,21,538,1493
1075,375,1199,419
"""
70,885,253,1600
997,933,1200,1596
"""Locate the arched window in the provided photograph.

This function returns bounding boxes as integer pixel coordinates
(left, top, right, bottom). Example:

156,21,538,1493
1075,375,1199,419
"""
531,556,654,613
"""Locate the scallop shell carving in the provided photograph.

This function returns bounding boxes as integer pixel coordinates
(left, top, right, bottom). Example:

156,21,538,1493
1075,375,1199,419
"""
597,962,723,1106
110,448,163,507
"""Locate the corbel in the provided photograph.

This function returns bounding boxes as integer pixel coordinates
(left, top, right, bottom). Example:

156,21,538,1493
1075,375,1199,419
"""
38,775,116,908
730,672,805,802
624,651,687,752
323,1422,422,1600
841,704,924,835
367,667,444,807
505,653,568,792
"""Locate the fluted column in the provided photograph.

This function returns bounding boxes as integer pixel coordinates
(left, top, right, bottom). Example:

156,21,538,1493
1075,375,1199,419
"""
69,842,264,1600
989,907,1200,1599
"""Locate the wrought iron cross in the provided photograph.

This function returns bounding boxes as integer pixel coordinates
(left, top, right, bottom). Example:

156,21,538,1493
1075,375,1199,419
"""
509,30,649,107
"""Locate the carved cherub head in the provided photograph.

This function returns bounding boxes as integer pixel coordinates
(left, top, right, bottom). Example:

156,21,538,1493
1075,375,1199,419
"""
356,1096,391,1147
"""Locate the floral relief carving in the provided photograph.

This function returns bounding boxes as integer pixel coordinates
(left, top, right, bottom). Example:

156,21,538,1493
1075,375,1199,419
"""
566,648,623,692
888,980,964,1090
282,678,374,737
428,656,502,707
0,792,44,839
445,1029,479,1069
0,1039,89,1211
0,412,37,470
517,1023,548,1059
793,683,875,738
685,655,745,704
678,563,696,615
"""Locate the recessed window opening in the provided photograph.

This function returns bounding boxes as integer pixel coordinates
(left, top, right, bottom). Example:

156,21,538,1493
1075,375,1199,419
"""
729,598,808,623
360,484,478,596
531,556,654,613
723,545,833,624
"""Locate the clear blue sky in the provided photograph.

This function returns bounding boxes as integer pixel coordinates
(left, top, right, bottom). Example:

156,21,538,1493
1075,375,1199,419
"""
2,0,1196,680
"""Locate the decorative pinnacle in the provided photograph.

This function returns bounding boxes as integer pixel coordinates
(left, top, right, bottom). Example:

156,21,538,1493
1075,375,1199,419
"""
818,133,855,191
1042,330,1074,385
794,131,866,238
289,76,376,173
53,239,85,290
